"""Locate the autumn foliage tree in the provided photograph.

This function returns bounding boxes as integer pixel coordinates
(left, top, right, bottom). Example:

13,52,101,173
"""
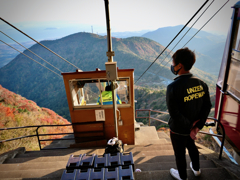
0,85,73,154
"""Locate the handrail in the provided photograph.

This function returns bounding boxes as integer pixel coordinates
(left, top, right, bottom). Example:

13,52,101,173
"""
0,121,102,131
207,117,225,160
135,109,226,159
0,121,105,150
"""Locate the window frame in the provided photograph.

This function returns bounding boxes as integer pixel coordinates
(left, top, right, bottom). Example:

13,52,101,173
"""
227,19,240,101
227,50,240,100
69,77,131,109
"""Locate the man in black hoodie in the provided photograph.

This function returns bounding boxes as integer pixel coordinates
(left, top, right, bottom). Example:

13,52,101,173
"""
167,48,212,180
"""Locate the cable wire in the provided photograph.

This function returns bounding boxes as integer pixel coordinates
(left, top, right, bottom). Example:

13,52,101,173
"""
0,30,62,73
182,0,229,48
134,0,209,84
153,0,215,76
0,17,81,70
158,0,229,73
0,40,62,78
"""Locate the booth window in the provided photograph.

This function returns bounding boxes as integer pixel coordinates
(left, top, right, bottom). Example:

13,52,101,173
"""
69,78,130,108
227,19,240,100
228,51,240,99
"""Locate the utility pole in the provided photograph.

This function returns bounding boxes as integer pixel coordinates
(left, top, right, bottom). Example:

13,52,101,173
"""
104,0,118,138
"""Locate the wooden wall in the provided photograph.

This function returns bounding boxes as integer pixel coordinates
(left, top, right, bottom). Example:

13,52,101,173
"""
62,69,135,145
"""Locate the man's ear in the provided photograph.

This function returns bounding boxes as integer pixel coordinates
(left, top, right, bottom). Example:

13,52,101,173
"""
178,63,183,69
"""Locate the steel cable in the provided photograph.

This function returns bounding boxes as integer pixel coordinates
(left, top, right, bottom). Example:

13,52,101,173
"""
153,0,215,76
157,0,229,74
0,17,81,71
182,0,230,48
0,30,62,73
134,0,209,84
0,40,62,78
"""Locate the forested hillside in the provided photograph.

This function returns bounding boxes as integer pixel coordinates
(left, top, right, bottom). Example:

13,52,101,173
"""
0,32,217,121
0,85,73,154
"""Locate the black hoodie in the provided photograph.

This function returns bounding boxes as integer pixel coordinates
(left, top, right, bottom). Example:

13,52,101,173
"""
166,73,212,135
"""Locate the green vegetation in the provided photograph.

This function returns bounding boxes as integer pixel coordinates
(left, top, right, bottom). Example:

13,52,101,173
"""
203,134,212,141
157,124,169,130
135,87,167,111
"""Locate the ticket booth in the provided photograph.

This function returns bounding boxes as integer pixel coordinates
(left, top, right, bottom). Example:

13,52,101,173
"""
61,68,135,145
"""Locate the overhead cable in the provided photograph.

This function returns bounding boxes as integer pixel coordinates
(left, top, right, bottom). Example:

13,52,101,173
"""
134,0,209,84
182,0,229,48
0,40,62,78
0,30,62,73
159,0,229,72
154,0,215,75
0,17,81,71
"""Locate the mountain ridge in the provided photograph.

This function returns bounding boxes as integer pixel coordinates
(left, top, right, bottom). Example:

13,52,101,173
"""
142,25,226,75
0,32,216,121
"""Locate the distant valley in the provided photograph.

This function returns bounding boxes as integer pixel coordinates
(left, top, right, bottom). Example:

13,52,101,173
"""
0,41,35,68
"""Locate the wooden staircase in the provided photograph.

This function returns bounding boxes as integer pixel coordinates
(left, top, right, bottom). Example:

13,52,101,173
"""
0,126,239,180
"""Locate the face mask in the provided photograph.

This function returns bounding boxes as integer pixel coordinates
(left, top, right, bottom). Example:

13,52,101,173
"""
171,64,181,75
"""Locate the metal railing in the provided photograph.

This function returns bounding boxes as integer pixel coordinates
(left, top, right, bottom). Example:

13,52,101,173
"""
0,121,105,150
0,109,226,159
135,109,226,159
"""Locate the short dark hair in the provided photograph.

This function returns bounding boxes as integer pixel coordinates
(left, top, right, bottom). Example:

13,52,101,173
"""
172,47,196,71
105,85,111,91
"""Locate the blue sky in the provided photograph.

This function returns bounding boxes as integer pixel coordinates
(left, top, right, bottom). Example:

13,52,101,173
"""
0,0,238,43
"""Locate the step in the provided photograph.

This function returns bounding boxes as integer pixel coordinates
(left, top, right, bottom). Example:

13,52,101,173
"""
4,153,205,166
135,126,167,145
15,148,105,158
133,154,206,164
6,151,175,164
0,178,59,180
124,144,173,152
132,150,175,157
157,131,171,142
0,161,66,171
135,138,168,145
0,147,25,164
0,159,215,172
4,156,70,164
134,168,234,180
0,179,60,180
16,143,174,158
16,147,175,159
125,142,173,148
0,168,64,179
135,160,216,171
0,167,233,179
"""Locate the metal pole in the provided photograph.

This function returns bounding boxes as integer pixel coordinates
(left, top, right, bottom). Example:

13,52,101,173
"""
104,0,118,138
111,81,118,138
218,121,226,160
104,0,114,63
36,127,41,150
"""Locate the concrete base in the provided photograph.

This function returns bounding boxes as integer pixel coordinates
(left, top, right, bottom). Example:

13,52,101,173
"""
135,126,167,145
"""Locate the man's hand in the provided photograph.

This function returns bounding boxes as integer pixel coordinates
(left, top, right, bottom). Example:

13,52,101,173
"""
190,127,199,140
190,119,200,140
